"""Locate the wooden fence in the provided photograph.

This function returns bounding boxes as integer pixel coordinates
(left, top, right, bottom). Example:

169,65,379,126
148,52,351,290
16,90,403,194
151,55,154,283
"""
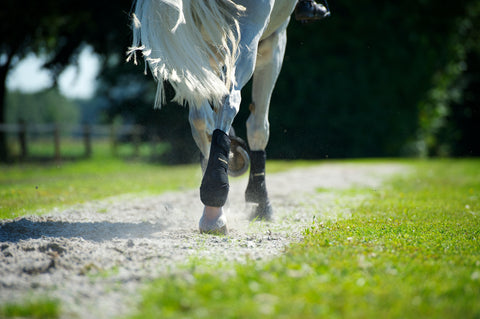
0,123,156,161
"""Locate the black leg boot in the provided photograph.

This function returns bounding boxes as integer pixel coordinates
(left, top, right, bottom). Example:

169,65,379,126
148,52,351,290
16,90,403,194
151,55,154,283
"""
245,150,273,221
200,129,230,207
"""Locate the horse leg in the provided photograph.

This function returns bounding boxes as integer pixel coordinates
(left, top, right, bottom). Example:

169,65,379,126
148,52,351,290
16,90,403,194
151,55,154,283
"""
199,1,276,234
188,101,215,165
245,21,289,221
188,101,229,234
198,93,240,235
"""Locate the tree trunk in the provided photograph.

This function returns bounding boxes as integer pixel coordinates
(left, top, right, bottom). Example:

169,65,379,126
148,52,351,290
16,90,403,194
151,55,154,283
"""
0,47,18,162
0,64,8,162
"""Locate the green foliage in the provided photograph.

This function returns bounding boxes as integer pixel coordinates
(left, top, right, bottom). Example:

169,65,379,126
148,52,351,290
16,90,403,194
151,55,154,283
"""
1,0,132,74
0,299,59,319
95,0,480,160
0,0,132,161
6,88,80,124
129,159,480,319
257,0,480,158
97,63,198,163
2,0,479,161
416,1,480,156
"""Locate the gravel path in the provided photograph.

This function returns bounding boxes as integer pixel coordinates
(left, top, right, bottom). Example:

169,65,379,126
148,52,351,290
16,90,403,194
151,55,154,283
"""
0,162,405,318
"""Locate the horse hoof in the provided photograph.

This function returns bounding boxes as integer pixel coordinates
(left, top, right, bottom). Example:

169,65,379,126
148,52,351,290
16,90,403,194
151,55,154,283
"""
229,145,250,177
228,128,250,177
199,210,228,235
249,200,273,222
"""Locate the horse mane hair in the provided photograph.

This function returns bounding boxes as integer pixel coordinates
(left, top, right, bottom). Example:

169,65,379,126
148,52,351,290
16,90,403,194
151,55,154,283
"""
127,0,246,109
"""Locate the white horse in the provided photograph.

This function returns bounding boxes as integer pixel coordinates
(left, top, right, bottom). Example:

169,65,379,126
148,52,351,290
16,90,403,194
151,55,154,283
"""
128,0,298,234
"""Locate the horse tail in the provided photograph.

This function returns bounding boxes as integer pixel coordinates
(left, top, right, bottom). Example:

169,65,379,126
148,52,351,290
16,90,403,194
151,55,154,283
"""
127,0,246,109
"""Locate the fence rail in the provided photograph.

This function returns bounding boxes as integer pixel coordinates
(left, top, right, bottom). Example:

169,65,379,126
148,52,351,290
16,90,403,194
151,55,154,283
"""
0,123,157,161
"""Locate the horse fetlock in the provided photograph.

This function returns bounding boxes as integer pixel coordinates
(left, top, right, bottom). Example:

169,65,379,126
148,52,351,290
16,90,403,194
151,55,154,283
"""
200,129,231,207
245,150,268,203
245,175,268,204
245,150,273,220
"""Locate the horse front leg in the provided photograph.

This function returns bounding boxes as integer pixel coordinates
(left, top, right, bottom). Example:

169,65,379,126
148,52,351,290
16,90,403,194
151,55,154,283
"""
189,102,229,234
198,90,241,235
198,1,275,234
245,22,289,221
189,102,215,161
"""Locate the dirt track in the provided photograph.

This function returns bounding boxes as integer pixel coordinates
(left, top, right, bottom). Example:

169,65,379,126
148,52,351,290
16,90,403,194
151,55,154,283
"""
0,163,404,318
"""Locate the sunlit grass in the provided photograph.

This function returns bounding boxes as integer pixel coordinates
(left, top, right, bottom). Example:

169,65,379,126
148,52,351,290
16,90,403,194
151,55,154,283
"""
0,299,59,319
0,152,320,219
0,157,202,219
129,159,480,319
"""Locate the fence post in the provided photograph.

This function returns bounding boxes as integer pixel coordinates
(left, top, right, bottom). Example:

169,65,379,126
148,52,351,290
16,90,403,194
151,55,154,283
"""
150,132,160,159
132,125,141,157
18,120,28,160
110,125,117,156
83,124,92,158
54,124,61,162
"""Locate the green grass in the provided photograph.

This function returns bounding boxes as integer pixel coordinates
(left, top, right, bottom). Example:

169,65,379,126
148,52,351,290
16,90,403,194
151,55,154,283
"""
2,158,479,318
0,299,59,319
129,159,480,319
0,156,202,219
0,152,313,219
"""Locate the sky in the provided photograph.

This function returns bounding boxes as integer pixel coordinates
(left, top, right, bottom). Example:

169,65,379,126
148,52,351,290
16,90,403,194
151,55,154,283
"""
6,46,100,99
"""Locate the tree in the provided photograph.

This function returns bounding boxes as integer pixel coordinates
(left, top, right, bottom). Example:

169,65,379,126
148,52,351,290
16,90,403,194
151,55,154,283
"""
100,0,480,160
3,0,478,162
0,0,132,161
258,0,480,158
418,1,480,156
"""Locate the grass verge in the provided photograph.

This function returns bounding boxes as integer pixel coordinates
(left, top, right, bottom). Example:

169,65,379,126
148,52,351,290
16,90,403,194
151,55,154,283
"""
0,299,59,319
0,155,318,219
0,157,202,219
128,159,480,319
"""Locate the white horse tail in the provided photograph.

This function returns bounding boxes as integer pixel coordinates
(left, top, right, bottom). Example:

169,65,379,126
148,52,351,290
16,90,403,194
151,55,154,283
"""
127,0,246,109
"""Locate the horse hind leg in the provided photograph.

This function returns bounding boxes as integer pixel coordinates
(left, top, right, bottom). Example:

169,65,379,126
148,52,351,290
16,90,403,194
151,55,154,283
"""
245,22,289,221
245,150,273,220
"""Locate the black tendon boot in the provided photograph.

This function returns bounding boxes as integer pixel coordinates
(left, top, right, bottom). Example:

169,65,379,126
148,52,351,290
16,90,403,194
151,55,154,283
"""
245,150,273,221
200,129,231,207
295,0,330,22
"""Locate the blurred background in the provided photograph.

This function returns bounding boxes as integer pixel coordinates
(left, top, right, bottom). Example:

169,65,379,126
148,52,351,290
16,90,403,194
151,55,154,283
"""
1,0,479,164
